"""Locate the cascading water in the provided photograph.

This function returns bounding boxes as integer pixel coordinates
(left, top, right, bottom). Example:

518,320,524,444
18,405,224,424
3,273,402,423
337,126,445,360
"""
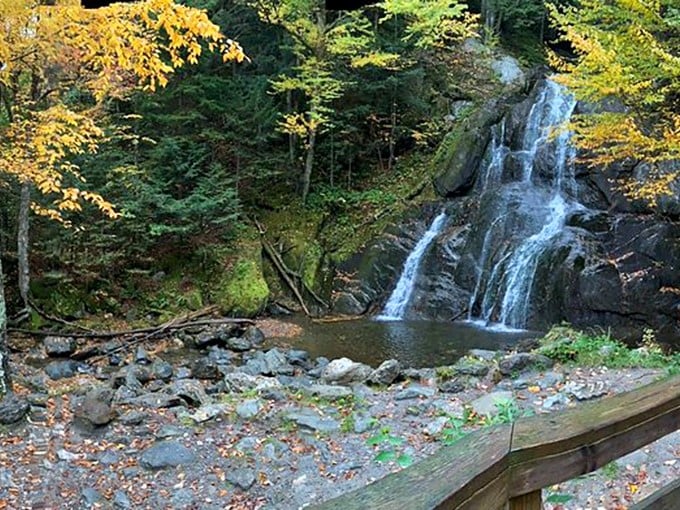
467,79,578,329
376,211,447,321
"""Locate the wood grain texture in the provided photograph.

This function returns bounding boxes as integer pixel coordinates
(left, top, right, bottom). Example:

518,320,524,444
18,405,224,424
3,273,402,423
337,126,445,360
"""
630,478,680,510
509,490,542,510
311,425,512,510
313,376,680,509
509,376,680,495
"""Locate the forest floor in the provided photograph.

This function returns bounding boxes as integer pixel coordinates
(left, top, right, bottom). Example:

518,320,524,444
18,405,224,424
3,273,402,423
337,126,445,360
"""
0,319,677,510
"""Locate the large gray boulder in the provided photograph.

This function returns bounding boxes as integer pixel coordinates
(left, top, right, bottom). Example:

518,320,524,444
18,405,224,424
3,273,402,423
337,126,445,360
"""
320,358,372,385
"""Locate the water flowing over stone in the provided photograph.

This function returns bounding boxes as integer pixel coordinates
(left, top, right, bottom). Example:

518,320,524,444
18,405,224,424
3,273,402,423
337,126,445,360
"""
376,211,447,320
467,79,578,329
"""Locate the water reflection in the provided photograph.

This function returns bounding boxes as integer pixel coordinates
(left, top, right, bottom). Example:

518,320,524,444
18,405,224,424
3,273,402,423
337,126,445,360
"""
268,318,537,368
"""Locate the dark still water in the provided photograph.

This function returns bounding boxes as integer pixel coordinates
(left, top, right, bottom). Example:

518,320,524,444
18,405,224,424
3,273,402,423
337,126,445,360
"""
266,317,538,368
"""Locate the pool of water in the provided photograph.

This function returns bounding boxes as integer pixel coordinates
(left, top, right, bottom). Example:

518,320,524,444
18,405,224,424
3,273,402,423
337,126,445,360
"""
266,317,539,368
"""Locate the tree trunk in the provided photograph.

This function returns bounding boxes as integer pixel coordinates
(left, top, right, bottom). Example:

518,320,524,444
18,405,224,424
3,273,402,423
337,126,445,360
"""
301,127,316,204
0,256,11,398
17,181,31,311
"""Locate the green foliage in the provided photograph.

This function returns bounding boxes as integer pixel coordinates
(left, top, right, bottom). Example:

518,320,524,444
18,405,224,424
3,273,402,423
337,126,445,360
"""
545,493,574,504
366,426,413,468
601,461,619,480
538,325,680,373
549,0,680,203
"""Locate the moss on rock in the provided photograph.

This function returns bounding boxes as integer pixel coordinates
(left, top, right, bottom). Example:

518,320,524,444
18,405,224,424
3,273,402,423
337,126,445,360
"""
214,243,269,317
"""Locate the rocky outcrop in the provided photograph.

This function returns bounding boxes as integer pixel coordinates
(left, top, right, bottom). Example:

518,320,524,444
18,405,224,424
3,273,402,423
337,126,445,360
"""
331,77,680,344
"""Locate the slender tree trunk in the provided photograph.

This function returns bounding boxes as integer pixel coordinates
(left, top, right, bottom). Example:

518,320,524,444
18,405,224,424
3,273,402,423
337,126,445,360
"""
0,256,11,398
287,90,296,164
17,181,31,311
301,127,316,204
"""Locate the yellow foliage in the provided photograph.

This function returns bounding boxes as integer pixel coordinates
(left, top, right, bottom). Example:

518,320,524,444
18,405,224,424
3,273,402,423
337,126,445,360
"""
549,0,680,203
0,0,244,223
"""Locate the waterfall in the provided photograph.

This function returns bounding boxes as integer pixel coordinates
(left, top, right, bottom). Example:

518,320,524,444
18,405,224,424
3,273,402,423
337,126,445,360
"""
376,212,448,321
468,79,577,329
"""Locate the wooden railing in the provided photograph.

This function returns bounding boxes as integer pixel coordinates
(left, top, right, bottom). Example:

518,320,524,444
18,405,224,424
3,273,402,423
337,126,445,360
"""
313,375,680,510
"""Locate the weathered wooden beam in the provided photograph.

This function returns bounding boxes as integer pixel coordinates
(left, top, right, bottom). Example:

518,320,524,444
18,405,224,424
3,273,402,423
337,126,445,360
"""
311,425,512,510
509,490,542,510
630,478,680,510
509,376,680,496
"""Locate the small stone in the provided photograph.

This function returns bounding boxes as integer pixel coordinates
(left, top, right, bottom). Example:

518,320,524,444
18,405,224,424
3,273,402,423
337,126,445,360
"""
140,441,196,470
236,399,262,420
75,387,115,427
224,373,282,393
189,404,229,423
208,346,234,365
119,410,147,426
352,413,377,434
470,391,514,416
235,436,259,453
175,367,192,379
424,416,449,436
395,385,436,400
132,392,184,409
152,360,173,381
99,450,121,465
543,393,569,409
537,371,565,390
57,448,80,462
191,358,220,380
155,425,186,439
0,395,29,424
113,385,139,405
564,380,609,401
226,467,256,491
81,487,101,506
264,348,294,375
286,349,311,367
43,336,76,357
454,358,489,377
286,410,340,433
512,378,530,390
44,360,87,380
438,379,465,393
243,326,265,347
368,359,401,386
135,347,151,365
172,488,196,508
499,353,553,376
227,337,252,352
305,384,352,400
167,379,210,406
113,490,132,509
468,349,498,361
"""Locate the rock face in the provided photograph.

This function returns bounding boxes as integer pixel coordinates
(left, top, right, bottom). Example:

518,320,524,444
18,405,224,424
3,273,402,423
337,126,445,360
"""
330,77,680,343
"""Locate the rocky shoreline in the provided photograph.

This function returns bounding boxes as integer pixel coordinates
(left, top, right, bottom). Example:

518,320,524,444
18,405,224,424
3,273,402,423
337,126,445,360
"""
0,322,677,509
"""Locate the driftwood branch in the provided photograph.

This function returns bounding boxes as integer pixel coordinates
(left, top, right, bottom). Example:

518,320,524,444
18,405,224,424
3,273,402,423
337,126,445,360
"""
8,303,253,339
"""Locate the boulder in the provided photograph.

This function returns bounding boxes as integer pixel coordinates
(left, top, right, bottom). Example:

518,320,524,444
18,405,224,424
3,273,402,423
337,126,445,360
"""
75,387,115,427
498,353,553,376
491,55,526,89
320,358,372,385
0,395,29,424
368,359,401,386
